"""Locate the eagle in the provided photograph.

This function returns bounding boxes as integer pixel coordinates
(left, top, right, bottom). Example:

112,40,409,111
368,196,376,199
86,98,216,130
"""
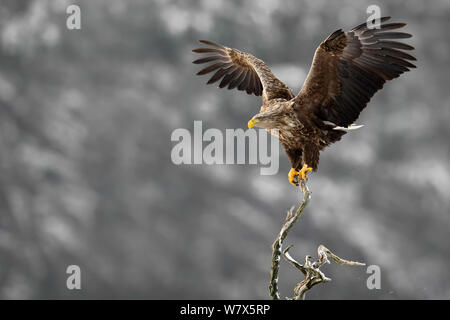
193,17,416,186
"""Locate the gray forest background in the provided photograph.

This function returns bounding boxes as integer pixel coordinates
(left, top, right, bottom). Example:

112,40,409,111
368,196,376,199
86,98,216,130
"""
0,0,449,299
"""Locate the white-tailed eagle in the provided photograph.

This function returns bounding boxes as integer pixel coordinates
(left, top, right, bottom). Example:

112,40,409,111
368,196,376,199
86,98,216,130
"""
193,17,416,186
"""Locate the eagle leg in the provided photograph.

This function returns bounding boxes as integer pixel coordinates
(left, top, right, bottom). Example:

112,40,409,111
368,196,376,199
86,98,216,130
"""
288,164,313,186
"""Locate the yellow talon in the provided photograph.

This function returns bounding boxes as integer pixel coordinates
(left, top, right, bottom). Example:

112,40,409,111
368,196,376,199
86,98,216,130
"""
288,168,300,186
288,164,313,186
299,164,313,180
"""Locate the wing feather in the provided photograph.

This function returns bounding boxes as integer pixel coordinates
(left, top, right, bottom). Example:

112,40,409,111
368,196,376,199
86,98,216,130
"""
193,40,293,100
219,67,240,88
228,69,246,89
296,17,416,127
193,56,227,64
197,62,231,76
238,70,251,91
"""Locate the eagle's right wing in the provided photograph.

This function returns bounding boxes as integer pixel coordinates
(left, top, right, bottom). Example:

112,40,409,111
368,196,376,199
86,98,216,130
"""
193,40,293,101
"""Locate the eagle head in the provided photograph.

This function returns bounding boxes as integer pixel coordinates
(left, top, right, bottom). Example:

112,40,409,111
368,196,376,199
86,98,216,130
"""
248,104,292,130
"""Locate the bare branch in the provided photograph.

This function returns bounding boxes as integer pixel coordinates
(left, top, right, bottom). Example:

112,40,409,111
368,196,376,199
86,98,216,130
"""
269,179,311,300
269,179,365,300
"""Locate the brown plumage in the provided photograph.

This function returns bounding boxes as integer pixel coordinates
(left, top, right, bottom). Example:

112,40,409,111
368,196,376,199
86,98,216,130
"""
193,17,416,185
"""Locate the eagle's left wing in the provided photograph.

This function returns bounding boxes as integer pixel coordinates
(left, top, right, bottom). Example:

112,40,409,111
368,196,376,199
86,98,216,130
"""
193,40,293,101
295,17,416,127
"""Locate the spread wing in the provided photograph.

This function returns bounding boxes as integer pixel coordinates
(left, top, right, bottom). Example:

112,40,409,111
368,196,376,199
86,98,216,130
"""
296,17,416,127
193,40,293,101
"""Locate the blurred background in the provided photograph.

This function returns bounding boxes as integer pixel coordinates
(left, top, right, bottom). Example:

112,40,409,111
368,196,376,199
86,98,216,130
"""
0,0,449,299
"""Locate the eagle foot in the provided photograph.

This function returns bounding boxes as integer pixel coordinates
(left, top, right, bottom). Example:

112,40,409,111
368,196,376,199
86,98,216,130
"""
288,164,313,186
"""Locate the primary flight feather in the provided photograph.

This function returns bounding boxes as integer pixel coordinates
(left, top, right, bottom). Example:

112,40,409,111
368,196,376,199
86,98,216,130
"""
193,17,416,186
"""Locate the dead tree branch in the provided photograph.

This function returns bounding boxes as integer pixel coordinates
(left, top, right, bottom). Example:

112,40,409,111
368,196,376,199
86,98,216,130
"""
269,179,365,300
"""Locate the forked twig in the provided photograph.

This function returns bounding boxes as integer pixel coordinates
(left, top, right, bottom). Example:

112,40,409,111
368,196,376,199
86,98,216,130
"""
269,179,365,300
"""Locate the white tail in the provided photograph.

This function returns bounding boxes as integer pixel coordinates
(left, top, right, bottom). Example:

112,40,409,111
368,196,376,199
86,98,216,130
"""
323,120,364,131
333,124,364,131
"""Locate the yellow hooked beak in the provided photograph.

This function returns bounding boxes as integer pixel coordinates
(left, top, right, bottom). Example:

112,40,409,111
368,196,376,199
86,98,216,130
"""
248,118,259,129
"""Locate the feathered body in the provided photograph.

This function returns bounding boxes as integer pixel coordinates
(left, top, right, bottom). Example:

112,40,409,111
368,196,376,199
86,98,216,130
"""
256,98,346,171
193,17,416,183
